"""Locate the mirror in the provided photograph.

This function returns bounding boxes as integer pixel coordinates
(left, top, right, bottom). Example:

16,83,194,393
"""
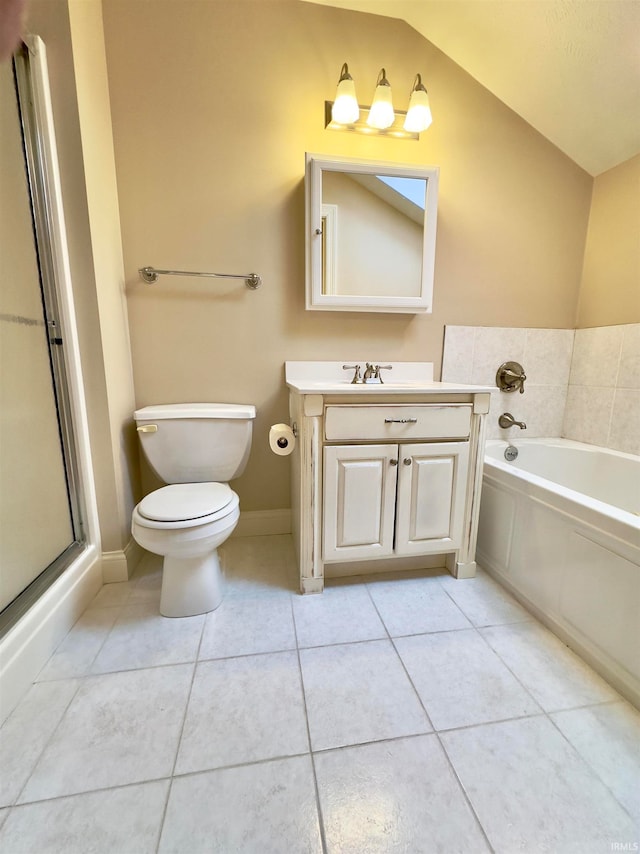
305,154,439,313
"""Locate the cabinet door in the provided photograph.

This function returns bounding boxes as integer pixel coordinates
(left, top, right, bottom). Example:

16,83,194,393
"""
323,444,398,561
395,442,470,555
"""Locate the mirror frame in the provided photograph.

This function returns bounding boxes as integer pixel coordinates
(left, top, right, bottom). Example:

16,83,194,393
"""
305,153,439,313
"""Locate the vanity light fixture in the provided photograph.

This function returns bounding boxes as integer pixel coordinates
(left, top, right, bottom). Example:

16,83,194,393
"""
325,63,432,140
331,62,360,124
367,68,395,129
404,74,432,133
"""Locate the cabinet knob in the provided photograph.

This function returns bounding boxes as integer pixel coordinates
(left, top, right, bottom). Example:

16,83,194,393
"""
403,458,412,465
390,459,398,466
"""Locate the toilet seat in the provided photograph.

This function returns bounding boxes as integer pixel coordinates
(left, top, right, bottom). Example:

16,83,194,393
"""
135,482,238,530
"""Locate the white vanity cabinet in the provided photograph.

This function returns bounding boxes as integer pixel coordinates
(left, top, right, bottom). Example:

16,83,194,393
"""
285,362,492,594
323,440,469,561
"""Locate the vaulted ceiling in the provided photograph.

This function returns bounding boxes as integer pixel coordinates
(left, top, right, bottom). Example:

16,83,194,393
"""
302,0,640,176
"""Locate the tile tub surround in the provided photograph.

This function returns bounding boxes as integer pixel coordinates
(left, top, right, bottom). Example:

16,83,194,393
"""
1,538,639,852
442,325,574,439
442,322,640,453
564,324,640,455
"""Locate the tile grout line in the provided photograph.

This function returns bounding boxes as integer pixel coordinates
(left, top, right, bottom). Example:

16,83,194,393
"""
376,592,497,852
435,730,496,854
10,678,85,809
379,618,495,853
35,595,125,684
153,615,207,853
476,621,620,715
9,775,173,809
463,619,637,806
290,593,329,854
544,708,639,826
606,328,625,446
467,622,545,713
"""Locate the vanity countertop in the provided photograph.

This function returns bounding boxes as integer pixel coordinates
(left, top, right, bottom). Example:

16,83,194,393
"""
285,361,493,396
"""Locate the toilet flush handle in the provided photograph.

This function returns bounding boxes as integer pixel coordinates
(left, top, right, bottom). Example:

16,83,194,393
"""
137,424,158,433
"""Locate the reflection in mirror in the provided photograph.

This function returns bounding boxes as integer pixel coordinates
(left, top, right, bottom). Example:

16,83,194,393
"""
321,171,426,298
306,154,439,313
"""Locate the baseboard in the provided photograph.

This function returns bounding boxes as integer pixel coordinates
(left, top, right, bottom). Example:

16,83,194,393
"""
124,537,144,577
232,509,292,538
0,544,102,725
325,554,449,578
101,538,144,582
101,549,128,583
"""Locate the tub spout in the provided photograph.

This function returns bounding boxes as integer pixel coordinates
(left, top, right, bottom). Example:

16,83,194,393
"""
499,412,527,430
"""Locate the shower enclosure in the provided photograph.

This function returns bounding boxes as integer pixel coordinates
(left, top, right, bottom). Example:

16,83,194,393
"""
0,43,85,635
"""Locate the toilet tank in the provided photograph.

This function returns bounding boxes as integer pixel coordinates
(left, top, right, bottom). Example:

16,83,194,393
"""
134,403,256,484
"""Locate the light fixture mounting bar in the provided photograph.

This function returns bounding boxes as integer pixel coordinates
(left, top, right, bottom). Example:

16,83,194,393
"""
324,101,419,141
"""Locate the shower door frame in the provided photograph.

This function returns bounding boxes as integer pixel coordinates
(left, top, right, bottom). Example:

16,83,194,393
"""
0,37,96,637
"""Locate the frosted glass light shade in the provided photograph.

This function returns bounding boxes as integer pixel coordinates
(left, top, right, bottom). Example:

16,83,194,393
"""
404,88,432,132
367,85,394,129
332,77,359,124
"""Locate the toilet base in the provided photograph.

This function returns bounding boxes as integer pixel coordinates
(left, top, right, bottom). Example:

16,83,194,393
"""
160,549,224,617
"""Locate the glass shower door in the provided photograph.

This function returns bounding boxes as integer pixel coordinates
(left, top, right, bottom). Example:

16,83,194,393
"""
0,49,83,626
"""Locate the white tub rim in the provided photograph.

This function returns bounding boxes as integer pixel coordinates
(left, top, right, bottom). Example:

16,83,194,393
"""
484,437,640,536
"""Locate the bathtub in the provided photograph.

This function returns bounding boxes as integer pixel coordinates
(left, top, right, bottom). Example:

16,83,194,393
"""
477,438,640,707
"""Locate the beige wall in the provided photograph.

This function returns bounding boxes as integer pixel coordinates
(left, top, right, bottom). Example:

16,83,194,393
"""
102,0,593,512
23,0,139,559
577,154,640,328
68,0,140,550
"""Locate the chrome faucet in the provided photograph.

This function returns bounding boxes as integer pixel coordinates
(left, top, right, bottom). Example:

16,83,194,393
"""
364,363,393,384
363,363,376,382
343,363,393,384
498,412,527,430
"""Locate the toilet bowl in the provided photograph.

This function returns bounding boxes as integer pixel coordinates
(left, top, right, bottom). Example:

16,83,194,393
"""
131,403,255,618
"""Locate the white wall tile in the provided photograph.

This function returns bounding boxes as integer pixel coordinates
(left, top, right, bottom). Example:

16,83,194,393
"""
562,386,616,447
523,329,574,386
442,323,640,453
515,385,568,438
569,326,624,387
608,389,640,456
618,324,640,390
487,389,526,440
470,327,526,386
441,326,475,383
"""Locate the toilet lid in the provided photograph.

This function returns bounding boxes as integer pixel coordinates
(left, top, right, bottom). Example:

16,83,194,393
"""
138,483,234,522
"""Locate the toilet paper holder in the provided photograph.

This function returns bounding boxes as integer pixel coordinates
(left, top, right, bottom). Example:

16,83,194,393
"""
269,423,297,456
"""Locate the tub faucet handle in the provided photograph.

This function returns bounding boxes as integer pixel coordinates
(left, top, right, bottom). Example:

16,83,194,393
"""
496,361,526,394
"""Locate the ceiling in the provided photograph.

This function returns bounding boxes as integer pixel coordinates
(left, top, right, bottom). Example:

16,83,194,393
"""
302,0,640,176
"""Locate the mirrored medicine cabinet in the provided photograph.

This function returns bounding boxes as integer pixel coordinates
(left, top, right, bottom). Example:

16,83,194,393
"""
305,153,439,313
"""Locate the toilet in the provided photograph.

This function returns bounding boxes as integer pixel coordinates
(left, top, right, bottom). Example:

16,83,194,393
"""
131,402,256,617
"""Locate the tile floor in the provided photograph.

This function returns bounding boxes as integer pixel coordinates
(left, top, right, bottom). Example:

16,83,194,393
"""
0,534,638,853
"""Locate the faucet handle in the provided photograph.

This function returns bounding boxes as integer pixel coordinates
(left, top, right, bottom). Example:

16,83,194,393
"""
343,364,362,384
496,361,526,394
375,365,393,383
